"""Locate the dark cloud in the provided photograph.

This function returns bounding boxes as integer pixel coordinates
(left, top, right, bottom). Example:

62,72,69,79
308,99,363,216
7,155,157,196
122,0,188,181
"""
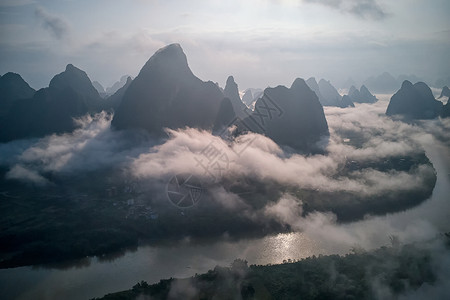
303,0,388,20
34,6,70,40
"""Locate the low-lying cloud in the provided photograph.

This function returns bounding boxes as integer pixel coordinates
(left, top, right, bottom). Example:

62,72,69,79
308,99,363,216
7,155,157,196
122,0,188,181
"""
131,101,436,196
1,100,445,195
0,112,154,184
6,165,49,186
0,99,448,219
1,97,449,299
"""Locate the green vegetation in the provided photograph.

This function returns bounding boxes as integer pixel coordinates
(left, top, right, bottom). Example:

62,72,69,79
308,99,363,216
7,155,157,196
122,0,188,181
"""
94,235,449,300
0,150,437,268
0,167,283,268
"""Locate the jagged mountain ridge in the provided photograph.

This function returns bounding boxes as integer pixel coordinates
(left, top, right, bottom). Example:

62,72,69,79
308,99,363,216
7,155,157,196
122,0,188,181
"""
306,77,353,108
223,76,248,118
229,78,329,153
0,64,103,141
111,43,224,136
348,85,377,103
104,76,133,111
0,72,36,116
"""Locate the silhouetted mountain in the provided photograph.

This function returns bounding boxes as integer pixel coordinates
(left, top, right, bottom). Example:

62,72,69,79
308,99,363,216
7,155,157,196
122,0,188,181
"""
223,76,247,118
441,99,450,118
0,72,35,116
1,89,87,142
92,81,105,93
348,85,377,103
111,44,224,136
306,77,349,107
439,86,450,99
238,78,329,153
241,89,252,106
348,86,360,100
359,85,377,103
92,81,106,97
49,64,102,111
318,79,343,107
0,64,102,142
242,88,263,109
364,72,399,93
106,75,132,95
386,81,443,119
305,77,324,103
438,87,450,118
341,95,355,108
103,76,132,111
213,97,236,134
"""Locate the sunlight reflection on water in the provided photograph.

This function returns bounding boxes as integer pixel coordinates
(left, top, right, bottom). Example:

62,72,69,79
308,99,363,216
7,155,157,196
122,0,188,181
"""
0,231,324,300
252,232,325,265
1,97,449,300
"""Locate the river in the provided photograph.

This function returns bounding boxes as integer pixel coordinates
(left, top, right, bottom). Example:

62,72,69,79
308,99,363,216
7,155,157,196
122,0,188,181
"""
0,139,449,300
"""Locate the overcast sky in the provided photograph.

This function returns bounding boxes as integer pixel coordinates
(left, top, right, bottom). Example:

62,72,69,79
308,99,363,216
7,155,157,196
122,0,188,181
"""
1,0,449,90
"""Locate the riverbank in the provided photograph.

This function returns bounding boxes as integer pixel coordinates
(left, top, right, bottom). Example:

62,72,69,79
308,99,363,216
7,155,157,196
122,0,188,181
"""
0,137,448,300
0,148,436,269
94,234,450,300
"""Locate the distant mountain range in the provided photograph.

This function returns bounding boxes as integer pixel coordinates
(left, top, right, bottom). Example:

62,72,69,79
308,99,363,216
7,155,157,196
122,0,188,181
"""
93,75,133,98
360,72,440,94
347,85,377,104
106,75,133,95
242,88,263,110
104,76,133,112
341,72,445,93
111,44,329,152
0,64,101,141
363,72,399,94
306,77,354,108
0,64,130,142
92,81,106,96
1,43,448,148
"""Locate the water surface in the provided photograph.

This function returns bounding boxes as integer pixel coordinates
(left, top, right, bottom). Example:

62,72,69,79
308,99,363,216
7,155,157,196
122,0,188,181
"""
0,138,448,300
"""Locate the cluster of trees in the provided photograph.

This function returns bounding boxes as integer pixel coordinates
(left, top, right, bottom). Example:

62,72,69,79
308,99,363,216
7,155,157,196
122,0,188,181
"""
95,236,449,300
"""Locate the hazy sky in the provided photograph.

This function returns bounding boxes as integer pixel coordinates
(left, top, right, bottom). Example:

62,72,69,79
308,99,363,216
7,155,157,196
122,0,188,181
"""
1,0,449,90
